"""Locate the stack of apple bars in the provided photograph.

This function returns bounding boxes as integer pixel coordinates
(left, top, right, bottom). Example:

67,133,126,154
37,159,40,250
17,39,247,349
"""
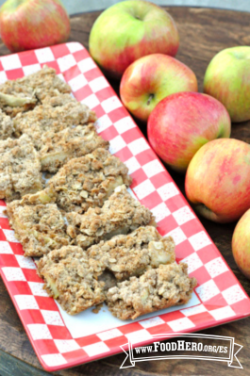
0,66,196,319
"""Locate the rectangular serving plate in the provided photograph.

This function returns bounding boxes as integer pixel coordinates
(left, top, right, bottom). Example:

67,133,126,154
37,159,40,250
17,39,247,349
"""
0,42,249,372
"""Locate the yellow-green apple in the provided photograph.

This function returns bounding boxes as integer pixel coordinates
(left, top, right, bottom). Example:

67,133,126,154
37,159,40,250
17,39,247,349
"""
185,138,250,223
232,209,250,279
120,54,198,121
0,0,70,52
203,46,250,122
89,0,179,79
147,92,231,171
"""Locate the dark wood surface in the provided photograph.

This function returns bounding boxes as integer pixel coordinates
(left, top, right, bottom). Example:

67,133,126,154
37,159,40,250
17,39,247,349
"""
1,6,250,376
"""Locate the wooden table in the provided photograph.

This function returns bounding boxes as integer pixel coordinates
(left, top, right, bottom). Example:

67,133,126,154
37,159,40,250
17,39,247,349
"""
1,6,250,376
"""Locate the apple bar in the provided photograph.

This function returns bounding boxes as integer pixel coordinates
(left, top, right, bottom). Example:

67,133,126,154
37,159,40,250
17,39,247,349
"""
0,134,43,201
66,185,155,249
106,263,197,320
36,246,106,315
45,147,131,211
38,124,109,173
0,109,14,140
42,92,97,122
0,66,71,116
13,93,97,150
6,201,70,257
87,226,175,280
21,148,132,213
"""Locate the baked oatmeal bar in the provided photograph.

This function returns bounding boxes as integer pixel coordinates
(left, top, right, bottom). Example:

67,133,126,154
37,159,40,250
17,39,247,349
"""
106,263,197,320
39,125,109,173
47,148,131,211
66,185,155,249
0,134,42,201
6,201,70,257
0,66,71,116
0,109,14,139
36,246,106,315
22,148,131,213
87,226,175,280
40,93,95,122
13,94,96,149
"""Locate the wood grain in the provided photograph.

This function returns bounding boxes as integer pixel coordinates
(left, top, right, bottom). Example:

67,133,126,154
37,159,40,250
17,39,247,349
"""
0,6,250,376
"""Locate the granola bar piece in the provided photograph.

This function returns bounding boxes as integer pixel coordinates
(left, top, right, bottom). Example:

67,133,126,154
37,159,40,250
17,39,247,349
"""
106,263,197,320
0,134,42,201
6,201,70,257
0,66,71,116
41,93,96,122
66,185,155,249
21,148,131,213
36,246,106,315
39,125,109,173
87,227,175,280
0,109,14,139
13,94,96,149
47,148,131,211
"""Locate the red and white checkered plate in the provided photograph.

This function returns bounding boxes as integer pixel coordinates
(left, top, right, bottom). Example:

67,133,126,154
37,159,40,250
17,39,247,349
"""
0,42,249,372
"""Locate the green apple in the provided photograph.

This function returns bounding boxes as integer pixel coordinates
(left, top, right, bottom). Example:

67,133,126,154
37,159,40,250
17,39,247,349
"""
89,0,179,79
204,46,250,122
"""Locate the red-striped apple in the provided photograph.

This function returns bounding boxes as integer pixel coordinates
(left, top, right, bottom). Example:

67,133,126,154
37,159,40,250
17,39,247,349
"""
89,0,179,78
232,209,250,279
147,92,231,171
120,54,198,121
204,46,250,122
185,138,250,223
0,0,70,52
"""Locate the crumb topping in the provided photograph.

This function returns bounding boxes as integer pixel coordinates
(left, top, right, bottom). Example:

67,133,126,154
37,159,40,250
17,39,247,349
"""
106,263,197,320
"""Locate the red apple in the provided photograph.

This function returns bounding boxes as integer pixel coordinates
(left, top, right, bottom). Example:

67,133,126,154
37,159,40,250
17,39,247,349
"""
89,0,179,78
185,138,250,223
147,92,231,171
232,209,250,279
0,0,70,52
120,54,198,121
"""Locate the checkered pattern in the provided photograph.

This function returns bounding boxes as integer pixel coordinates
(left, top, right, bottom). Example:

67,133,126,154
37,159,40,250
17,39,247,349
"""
0,42,249,372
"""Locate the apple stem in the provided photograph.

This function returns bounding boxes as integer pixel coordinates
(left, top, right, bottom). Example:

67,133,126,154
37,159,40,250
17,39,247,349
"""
147,93,154,106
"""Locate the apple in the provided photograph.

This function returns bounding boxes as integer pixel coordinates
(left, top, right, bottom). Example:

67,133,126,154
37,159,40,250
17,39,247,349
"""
147,92,231,171
120,54,198,121
185,138,250,223
232,209,250,279
0,0,70,52
89,0,179,79
203,46,250,122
